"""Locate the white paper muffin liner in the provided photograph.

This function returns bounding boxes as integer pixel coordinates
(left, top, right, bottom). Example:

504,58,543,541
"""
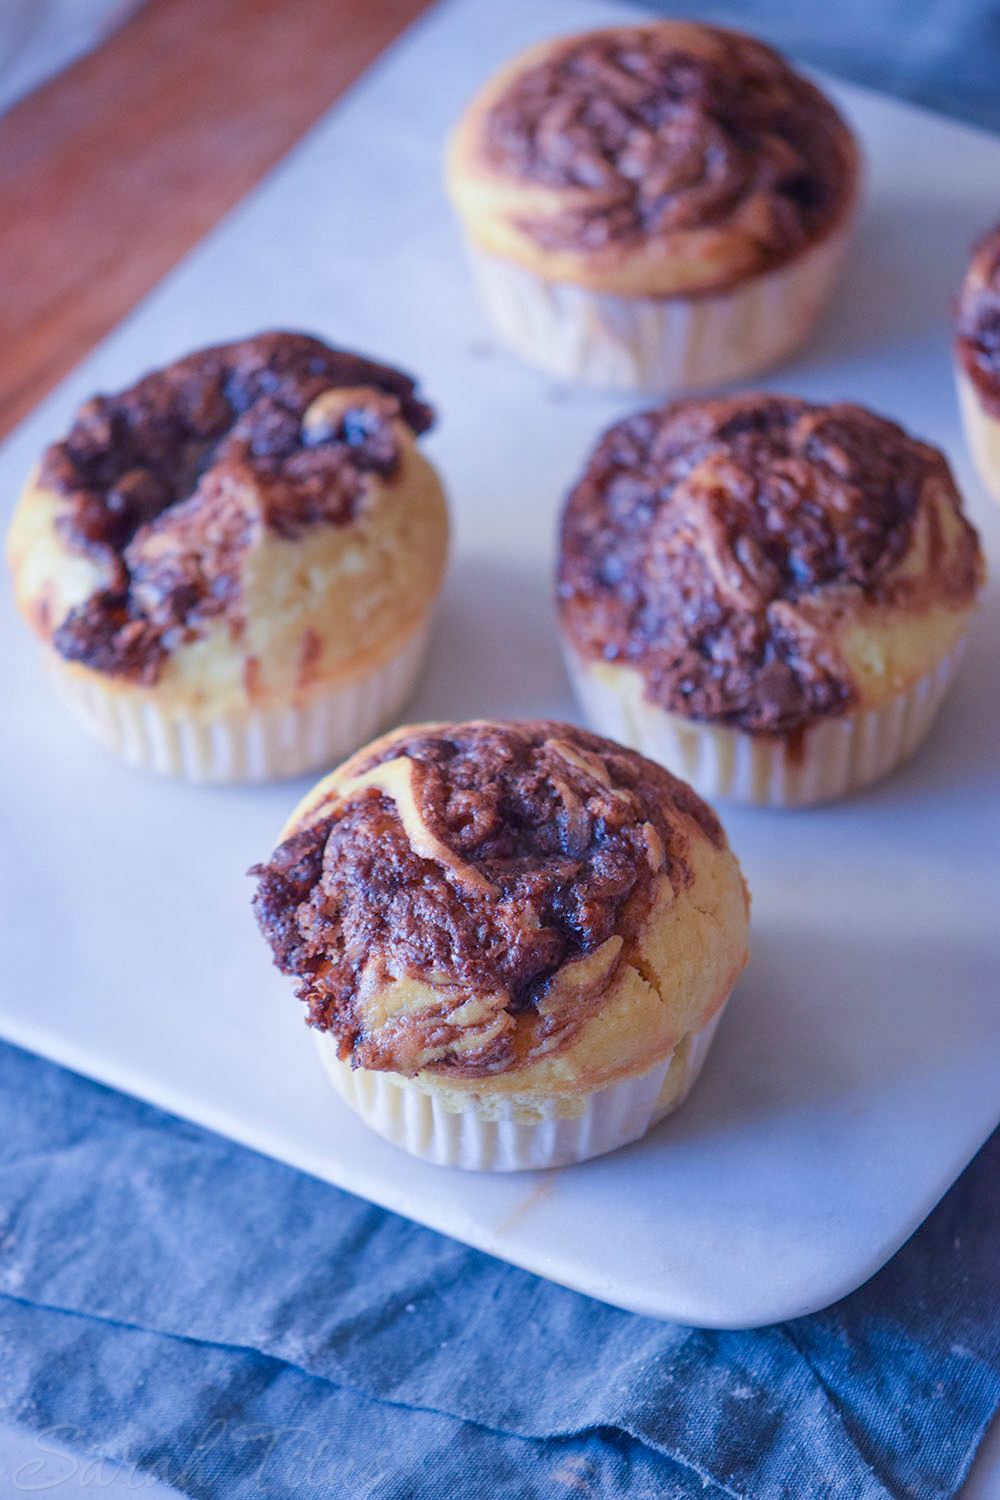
465,227,852,393
563,640,968,808
44,618,431,783
312,1006,725,1171
956,366,1000,507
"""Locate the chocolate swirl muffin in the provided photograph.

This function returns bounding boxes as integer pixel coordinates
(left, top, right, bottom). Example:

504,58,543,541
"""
955,222,1000,505
558,394,984,806
446,22,860,391
479,26,850,275
7,332,449,781
252,719,749,1169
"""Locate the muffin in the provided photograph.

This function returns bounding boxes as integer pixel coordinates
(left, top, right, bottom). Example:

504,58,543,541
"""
558,394,984,807
251,719,750,1170
445,21,860,392
955,222,1000,506
6,332,449,782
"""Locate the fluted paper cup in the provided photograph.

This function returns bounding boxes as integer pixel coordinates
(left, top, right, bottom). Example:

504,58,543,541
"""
43,617,432,783
312,1006,725,1171
563,641,968,808
465,227,853,393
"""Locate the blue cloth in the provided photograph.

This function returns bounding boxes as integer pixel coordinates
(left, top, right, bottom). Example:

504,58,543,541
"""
641,0,1000,132
0,1039,998,1499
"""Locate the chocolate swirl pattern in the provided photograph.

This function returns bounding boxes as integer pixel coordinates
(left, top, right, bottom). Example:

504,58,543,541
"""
252,721,726,1079
956,222,1000,415
559,395,982,734
446,22,860,390
40,333,433,683
483,25,852,265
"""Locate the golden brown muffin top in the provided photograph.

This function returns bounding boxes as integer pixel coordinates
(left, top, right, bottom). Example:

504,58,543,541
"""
480,23,855,266
558,394,982,734
251,719,726,1079
37,332,433,684
955,222,1000,415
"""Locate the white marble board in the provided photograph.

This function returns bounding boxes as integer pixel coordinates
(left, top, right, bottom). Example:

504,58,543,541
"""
0,0,998,1328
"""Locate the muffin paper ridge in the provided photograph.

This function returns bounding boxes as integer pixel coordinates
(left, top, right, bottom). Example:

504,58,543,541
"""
563,639,969,808
42,617,432,783
463,227,852,392
312,1008,725,1171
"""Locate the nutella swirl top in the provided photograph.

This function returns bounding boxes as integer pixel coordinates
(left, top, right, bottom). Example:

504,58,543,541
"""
481,24,855,263
956,222,1000,414
40,332,433,684
251,720,726,1079
558,395,982,734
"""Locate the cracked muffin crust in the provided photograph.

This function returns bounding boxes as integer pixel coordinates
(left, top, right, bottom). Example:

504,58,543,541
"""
252,719,749,1133
7,332,449,780
558,394,983,805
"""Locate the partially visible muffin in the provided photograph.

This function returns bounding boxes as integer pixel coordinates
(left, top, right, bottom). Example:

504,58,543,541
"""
6,332,449,781
446,21,860,391
955,222,1000,506
251,719,750,1170
558,394,984,806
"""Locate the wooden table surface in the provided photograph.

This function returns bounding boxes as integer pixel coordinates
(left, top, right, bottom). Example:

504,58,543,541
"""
0,0,431,440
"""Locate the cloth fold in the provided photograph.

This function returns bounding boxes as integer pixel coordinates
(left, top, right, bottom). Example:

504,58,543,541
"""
0,1041,997,1499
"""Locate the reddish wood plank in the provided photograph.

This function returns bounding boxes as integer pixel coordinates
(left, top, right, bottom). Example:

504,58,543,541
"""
0,0,432,436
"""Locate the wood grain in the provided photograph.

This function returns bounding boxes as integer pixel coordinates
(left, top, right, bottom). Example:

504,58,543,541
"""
0,0,432,437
